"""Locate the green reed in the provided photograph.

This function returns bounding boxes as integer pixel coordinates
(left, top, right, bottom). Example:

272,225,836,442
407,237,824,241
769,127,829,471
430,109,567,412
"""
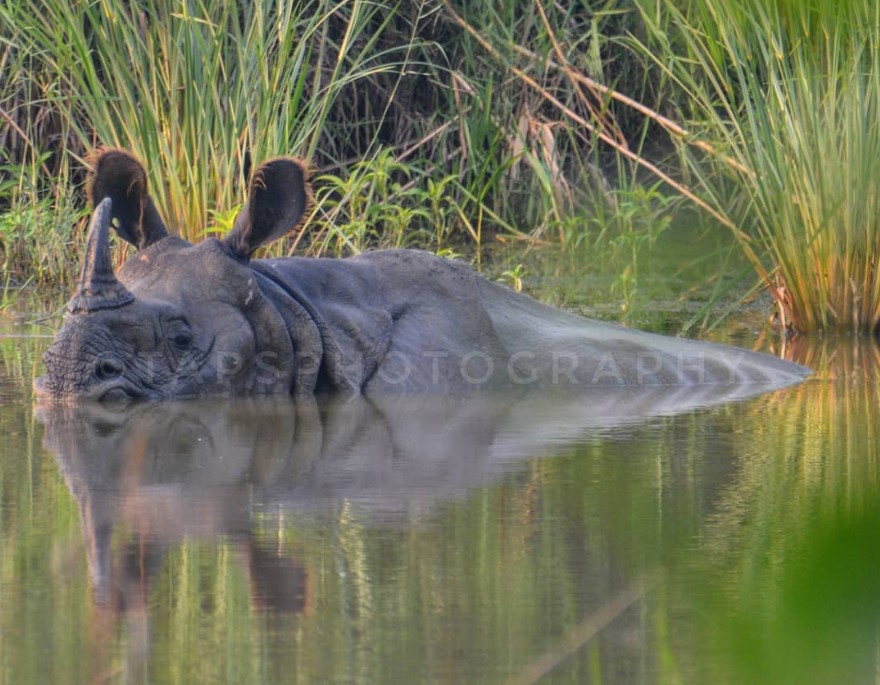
1,0,680,293
637,0,880,333
1,0,424,240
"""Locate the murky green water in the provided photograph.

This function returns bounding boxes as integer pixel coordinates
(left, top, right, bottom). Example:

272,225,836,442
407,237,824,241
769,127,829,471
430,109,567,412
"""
2,245,880,685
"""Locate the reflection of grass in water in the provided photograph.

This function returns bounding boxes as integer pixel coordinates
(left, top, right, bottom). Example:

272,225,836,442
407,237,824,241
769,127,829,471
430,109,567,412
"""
0,323,45,398
0,357,85,683
0,299,60,398
689,337,880,684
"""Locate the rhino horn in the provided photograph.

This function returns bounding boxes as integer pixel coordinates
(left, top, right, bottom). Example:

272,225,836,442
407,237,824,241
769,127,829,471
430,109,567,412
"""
68,197,134,314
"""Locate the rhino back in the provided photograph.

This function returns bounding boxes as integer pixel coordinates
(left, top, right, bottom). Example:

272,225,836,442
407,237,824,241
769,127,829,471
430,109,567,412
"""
254,249,808,394
252,250,509,393
476,276,809,388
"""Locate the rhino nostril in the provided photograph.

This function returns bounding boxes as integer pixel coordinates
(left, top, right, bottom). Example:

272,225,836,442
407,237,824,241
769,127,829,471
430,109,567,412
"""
95,356,124,381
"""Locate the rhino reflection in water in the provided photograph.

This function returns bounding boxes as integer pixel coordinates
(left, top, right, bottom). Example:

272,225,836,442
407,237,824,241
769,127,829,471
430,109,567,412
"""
39,387,784,615
34,149,808,402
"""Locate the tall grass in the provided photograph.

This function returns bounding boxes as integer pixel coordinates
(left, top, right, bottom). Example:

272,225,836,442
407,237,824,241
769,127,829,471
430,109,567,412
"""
1,0,680,299
1,0,432,238
637,0,880,334
0,35,84,287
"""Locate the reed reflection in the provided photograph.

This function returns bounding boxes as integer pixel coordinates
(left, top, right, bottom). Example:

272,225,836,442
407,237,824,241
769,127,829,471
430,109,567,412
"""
689,335,880,685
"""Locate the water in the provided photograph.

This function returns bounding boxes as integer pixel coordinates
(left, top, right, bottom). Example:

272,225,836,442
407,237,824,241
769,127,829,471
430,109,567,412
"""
2,251,880,685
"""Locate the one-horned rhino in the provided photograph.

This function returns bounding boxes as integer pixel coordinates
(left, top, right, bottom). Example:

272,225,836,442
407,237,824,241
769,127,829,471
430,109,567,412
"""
35,149,810,403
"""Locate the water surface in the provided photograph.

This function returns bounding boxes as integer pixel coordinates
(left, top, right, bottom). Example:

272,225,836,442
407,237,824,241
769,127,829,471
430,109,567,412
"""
2,260,879,685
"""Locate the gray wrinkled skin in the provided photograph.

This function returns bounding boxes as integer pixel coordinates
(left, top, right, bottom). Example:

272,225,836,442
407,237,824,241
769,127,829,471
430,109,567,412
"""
35,150,810,403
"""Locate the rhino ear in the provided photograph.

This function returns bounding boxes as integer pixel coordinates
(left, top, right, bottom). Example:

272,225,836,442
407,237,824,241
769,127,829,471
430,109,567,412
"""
87,148,169,250
223,157,312,260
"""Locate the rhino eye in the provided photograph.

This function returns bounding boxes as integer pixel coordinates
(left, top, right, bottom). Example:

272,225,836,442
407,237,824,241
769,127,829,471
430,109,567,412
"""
172,331,193,351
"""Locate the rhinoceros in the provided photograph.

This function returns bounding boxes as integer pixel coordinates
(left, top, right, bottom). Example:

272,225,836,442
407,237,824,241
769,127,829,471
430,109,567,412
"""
35,149,809,402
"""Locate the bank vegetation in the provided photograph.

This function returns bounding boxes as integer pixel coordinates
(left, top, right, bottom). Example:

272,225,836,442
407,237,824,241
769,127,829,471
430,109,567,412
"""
1,0,878,333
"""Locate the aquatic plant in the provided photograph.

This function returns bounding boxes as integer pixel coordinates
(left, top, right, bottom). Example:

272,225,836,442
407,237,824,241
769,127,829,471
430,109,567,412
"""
637,0,880,333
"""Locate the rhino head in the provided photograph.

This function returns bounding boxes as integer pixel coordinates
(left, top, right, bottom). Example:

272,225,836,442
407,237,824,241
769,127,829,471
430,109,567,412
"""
35,150,312,402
